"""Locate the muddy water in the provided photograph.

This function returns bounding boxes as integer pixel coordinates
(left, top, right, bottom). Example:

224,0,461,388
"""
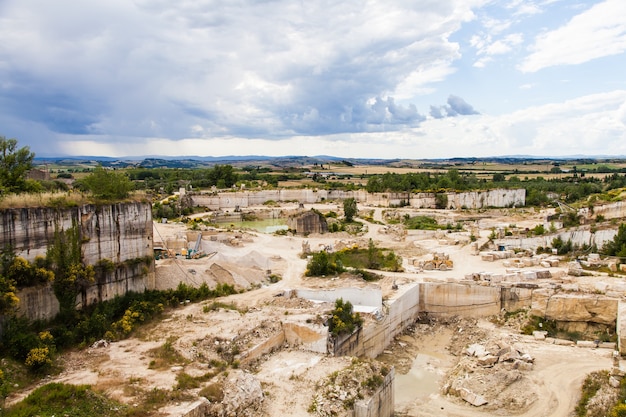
395,352,443,402
224,218,288,233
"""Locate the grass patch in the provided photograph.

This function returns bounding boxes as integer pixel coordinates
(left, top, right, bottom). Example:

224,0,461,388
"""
521,315,558,336
199,381,224,402
3,383,128,417
147,336,187,370
202,301,245,314
575,371,609,417
305,240,402,276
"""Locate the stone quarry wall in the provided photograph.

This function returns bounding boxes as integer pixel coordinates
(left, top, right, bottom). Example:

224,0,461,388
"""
283,321,328,353
325,280,624,358
618,301,626,355
501,286,534,312
495,228,618,252
240,330,286,367
530,289,618,326
329,283,421,358
190,188,525,210
16,284,60,322
1,202,155,321
287,210,329,235
584,201,626,220
353,367,395,417
445,189,526,209
419,282,502,317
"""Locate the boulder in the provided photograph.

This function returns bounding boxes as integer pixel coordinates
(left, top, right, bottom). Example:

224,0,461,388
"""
544,295,617,325
466,344,488,357
477,355,499,367
459,388,488,407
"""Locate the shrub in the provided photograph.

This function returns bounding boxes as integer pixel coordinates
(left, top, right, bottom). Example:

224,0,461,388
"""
199,382,224,402
329,298,363,336
575,371,608,417
3,383,126,417
24,347,52,371
305,250,344,276
75,166,134,200
343,198,357,222
532,224,545,236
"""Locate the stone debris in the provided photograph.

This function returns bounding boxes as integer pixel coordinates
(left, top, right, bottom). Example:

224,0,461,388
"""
458,387,488,407
310,359,390,417
568,261,584,276
444,326,536,411
464,342,533,368
91,339,109,348
206,371,264,417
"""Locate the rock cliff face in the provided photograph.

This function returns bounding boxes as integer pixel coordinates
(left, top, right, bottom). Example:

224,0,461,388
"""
494,228,618,252
288,210,328,235
1,202,155,320
191,188,525,210
531,289,617,326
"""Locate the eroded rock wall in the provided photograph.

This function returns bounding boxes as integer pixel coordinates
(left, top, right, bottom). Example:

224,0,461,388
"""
618,301,626,355
530,289,617,326
328,281,624,358
190,188,525,210
287,211,328,235
1,202,155,321
494,228,618,252
586,201,626,220
420,282,502,317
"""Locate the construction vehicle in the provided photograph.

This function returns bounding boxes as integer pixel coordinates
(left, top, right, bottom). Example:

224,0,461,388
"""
186,234,204,259
418,252,453,271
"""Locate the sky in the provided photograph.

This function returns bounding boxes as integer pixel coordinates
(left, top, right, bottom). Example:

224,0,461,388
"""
1,0,626,160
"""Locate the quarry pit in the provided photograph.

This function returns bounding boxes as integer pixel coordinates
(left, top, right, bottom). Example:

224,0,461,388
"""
7,200,626,417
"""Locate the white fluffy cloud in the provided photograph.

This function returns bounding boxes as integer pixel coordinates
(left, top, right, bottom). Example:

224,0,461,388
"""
520,0,626,72
0,0,625,158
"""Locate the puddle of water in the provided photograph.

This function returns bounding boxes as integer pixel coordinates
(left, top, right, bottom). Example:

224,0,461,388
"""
395,353,440,403
224,218,288,233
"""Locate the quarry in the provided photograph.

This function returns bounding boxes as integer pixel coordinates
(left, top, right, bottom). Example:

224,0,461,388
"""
4,188,626,417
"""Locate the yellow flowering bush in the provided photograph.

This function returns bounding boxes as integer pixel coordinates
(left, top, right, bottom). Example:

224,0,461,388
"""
111,301,164,338
25,346,52,370
39,330,54,345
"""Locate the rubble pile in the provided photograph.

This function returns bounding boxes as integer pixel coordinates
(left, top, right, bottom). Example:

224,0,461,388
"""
205,371,264,417
444,337,536,411
310,359,389,417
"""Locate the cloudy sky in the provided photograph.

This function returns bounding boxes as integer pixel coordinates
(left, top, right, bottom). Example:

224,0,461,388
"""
1,0,626,159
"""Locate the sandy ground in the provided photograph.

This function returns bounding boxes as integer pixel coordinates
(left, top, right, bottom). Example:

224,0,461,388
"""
6,203,620,416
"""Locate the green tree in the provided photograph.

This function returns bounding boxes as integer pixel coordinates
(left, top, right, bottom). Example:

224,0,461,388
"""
602,224,626,258
78,166,134,200
0,136,35,193
435,193,448,209
305,250,345,276
47,225,95,319
343,197,357,222
367,238,378,269
492,173,506,182
329,298,363,336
